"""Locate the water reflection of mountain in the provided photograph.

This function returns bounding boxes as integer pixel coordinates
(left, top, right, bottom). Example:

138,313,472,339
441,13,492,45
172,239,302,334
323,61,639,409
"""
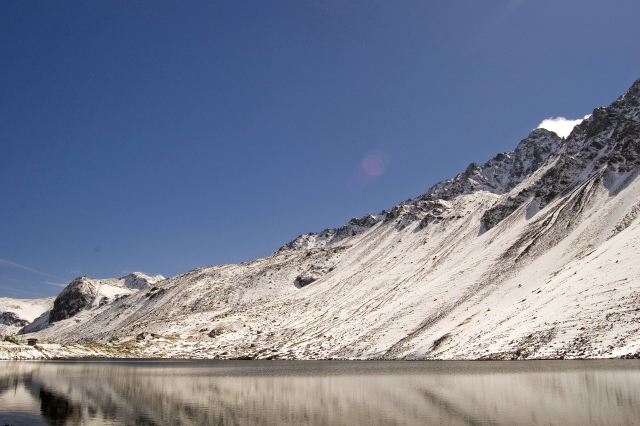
34,384,82,426
0,373,18,396
1,361,640,425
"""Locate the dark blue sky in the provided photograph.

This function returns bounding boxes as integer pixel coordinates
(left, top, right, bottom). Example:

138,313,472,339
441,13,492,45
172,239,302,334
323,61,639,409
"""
1,1,639,298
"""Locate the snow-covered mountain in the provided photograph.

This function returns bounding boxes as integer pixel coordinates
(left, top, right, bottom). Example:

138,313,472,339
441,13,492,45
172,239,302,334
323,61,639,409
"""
20,272,164,335
0,297,55,338
5,78,640,360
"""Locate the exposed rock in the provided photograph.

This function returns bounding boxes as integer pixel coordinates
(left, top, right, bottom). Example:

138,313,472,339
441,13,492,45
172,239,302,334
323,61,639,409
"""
294,264,334,288
49,277,101,323
0,312,28,327
0,296,55,337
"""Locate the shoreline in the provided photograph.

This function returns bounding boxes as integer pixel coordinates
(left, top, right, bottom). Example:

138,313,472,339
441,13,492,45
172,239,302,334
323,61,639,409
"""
2,341,639,361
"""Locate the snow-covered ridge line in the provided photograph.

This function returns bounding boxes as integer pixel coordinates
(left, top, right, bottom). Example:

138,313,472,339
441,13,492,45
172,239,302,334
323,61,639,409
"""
283,78,640,251
481,78,640,230
3,77,640,361
280,128,564,251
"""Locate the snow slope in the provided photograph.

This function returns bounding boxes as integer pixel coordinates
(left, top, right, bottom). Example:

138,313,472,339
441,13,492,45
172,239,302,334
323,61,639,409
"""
20,272,164,335
0,297,54,337
8,78,640,360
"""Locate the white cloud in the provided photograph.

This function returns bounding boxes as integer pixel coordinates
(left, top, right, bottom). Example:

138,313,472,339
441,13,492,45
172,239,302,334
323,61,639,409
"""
536,115,591,138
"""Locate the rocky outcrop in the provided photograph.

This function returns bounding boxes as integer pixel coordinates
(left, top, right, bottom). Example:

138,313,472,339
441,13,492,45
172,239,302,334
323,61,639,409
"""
294,264,334,288
49,277,102,323
20,273,161,332
418,128,563,202
0,312,28,327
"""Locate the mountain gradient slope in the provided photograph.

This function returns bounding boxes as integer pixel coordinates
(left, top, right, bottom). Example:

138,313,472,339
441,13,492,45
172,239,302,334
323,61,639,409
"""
10,78,640,360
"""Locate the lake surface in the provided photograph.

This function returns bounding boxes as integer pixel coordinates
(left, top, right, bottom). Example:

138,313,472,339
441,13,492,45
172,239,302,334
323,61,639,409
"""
1,359,640,425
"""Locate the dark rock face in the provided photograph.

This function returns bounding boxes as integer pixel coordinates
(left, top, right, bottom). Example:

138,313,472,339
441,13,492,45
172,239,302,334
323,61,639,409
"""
294,263,334,288
294,275,318,288
49,277,99,323
418,128,563,202
0,311,28,327
145,287,166,300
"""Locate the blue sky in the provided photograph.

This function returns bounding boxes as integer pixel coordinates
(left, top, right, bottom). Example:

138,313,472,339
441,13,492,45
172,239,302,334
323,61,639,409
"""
1,1,639,298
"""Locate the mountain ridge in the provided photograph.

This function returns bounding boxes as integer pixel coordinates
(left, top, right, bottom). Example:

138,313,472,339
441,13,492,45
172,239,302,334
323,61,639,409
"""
280,127,564,251
2,78,640,360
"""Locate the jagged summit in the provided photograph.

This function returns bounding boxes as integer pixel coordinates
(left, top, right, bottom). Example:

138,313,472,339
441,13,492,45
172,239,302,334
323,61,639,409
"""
416,128,562,200
614,77,640,105
481,78,640,231
282,80,640,250
281,127,564,250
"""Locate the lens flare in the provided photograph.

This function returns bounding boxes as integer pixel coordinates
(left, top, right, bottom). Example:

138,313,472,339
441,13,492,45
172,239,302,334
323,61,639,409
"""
362,154,384,177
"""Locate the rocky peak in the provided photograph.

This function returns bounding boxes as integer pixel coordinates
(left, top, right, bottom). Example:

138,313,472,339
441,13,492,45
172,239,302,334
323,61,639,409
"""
417,128,563,204
564,78,640,171
49,276,101,323
281,79,640,249
281,129,564,251
373,128,563,231
616,77,640,105
481,78,640,231
46,273,162,324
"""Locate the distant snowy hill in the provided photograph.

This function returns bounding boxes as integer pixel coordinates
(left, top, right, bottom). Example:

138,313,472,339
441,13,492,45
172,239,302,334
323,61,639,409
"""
6,78,640,360
20,272,164,335
0,296,55,337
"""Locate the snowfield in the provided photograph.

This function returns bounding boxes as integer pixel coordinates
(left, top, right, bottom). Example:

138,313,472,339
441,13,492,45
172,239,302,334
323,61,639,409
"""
2,78,640,361
0,297,54,338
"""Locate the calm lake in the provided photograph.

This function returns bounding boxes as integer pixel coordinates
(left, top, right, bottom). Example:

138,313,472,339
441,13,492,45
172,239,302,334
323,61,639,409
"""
1,359,640,425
